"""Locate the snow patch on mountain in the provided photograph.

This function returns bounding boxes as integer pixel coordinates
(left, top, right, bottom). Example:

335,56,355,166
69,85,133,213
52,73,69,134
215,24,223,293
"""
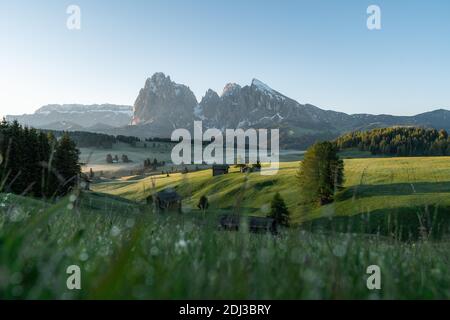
252,79,274,93
251,79,286,101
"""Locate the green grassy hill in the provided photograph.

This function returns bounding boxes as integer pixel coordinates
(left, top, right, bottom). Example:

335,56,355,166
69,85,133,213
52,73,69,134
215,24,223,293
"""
93,156,450,224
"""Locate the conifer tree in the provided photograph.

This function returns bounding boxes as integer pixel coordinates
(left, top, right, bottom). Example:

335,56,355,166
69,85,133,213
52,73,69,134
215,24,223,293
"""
52,133,81,196
197,195,209,212
269,192,290,227
298,141,344,205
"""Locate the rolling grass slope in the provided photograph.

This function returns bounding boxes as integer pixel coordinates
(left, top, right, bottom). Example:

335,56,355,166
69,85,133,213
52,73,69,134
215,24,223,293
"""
93,157,450,224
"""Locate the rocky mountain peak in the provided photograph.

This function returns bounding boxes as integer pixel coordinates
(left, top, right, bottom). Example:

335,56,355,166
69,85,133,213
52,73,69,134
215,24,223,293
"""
251,78,285,97
221,83,241,97
251,78,271,89
132,73,198,130
204,89,219,99
200,89,220,105
143,72,183,94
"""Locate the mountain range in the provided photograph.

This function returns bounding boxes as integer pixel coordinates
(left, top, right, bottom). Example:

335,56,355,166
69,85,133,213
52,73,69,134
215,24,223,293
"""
6,104,133,131
6,73,450,148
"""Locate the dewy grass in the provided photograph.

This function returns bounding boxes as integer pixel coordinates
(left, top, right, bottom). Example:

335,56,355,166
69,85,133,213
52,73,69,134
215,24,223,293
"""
1,191,450,299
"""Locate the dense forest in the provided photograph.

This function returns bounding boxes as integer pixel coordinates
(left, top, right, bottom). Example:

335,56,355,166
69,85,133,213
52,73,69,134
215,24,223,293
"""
49,130,117,148
116,135,140,146
0,120,80,197
145,137,173,143
49,131,141,149
335,127,450,156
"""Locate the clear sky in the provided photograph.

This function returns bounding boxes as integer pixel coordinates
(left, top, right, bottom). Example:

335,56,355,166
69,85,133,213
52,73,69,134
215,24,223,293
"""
1,0,450,118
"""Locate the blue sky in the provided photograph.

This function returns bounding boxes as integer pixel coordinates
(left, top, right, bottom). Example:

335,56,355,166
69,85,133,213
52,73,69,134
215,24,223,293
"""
1,0,450,117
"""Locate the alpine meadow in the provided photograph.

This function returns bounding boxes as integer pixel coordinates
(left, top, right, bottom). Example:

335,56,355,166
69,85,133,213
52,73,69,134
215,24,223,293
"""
2,0,450,304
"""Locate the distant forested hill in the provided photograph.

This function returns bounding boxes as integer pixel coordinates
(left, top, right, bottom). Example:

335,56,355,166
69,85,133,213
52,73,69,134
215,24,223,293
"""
47,130,141,149
335,127,450,156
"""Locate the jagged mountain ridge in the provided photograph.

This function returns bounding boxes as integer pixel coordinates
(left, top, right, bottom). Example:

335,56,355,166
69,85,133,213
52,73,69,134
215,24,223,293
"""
130,73,450,143
131,73,344,138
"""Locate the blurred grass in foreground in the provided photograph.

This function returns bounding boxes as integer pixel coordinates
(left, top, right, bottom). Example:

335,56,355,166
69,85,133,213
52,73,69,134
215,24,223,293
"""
1,192,450,299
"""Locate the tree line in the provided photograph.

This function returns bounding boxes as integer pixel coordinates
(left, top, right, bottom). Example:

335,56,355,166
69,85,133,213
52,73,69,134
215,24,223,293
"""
48,131,141,149
143,158,166,169
0,120,80,198
116,135,140,146
106,154,132,164
48,130,117,149
335,127,450,156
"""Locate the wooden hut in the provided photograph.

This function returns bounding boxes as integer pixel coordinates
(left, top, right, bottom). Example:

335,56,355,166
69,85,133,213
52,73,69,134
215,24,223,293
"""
218,214,240,231
248,216,278,235
212,164,230,176
218,215,278,235
147,189,182,212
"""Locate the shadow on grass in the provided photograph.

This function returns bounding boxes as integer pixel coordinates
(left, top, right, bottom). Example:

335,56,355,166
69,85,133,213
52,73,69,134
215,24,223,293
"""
337,181,450,201
301,204,450,241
